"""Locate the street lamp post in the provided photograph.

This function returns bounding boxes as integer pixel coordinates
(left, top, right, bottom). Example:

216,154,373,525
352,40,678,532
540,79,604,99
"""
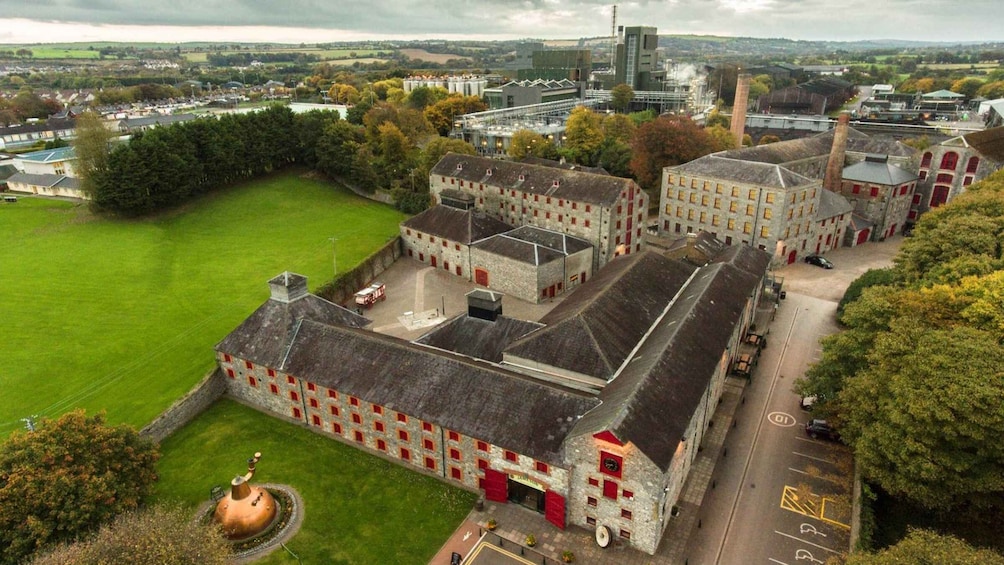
328,237,338,279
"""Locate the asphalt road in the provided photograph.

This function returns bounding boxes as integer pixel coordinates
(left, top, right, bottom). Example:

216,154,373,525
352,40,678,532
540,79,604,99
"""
683,237,904,565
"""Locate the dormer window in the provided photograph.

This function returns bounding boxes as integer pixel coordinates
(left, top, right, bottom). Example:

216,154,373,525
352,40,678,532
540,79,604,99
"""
552,180,560,188
518,174,525,181
456,163,464,172
486,168,493,176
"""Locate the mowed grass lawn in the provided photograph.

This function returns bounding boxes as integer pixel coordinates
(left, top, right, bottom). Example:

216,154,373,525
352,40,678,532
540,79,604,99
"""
0,171,405,436
154,399,476,564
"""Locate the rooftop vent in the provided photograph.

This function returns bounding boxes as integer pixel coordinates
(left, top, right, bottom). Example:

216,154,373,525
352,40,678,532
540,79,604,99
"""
267,272,309,303
466,289,503,322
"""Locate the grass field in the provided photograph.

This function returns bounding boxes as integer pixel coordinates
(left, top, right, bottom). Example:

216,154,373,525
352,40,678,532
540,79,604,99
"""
0,171,405,437
153,399,475,564
18,47,103,59
183,48,382,63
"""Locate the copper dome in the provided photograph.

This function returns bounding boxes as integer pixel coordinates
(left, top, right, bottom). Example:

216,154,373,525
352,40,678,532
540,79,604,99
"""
213,452,279,541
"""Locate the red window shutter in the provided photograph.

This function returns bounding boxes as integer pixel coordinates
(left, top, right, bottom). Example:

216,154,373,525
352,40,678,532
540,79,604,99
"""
397,413,407,423
332,423,341,434
270,384,278,395
448,431,460,442
483,468,508,502
224,354,232,362
287,376,295,384
293,407,302,419
451,467,462,480
477,441,488,451
290,391,298,401
354,431,363,442
423,421,433,432
504,450,517,462
398,430,409,441
536,461,548,474
377,439,386,451
248,376,257,387
352,413,361,424
588,477,599,486
267,368,275,377
545,490,566,529
309,398,318,408
603,480,618,500
401,448,411,460
311,415,320,426
226,368,235,378
375,422,384,433
330,405,339,416
425,456,436,469
350,397,359,406
307,382,315,392
450,448,461,461
327,389,337,399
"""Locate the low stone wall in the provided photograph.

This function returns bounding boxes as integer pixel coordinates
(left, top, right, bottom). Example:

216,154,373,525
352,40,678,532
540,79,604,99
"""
140,369,226,443
318,237,402,305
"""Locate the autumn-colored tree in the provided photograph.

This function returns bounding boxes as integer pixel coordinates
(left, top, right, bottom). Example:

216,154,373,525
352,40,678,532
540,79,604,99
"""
629,115,717,190
601,113,636,145
705,124,737,152
405,85,448,110
424,95,487,136
30,506,232,565
419,137,477,179
508,129,550,160
563,106,604,165
757,134,781,145
327,83,359,104
951,77,985,99
976,80,1004,99
705,109,729,129
610,83,634,113
843,529,1004,565
0,411,159,565
72,111,114,199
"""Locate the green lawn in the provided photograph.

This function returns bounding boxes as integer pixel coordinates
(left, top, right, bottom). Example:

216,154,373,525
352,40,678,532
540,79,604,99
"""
153,399,475,564
23,48,103,59
0,171,405,437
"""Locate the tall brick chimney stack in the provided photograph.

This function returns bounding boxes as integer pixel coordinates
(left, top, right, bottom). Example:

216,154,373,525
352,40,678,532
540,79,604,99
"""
730,72,751,148
824,112,851,192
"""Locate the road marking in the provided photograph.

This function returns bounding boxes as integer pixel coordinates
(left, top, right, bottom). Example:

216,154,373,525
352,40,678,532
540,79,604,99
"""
775,531,840,554
795,549,825,563
768,412,797,427
768,559,791,565
780,486,851,529
793,451,834,464
714,307,802,564
800,523,827,537
789,467,808,475
821,499,851,529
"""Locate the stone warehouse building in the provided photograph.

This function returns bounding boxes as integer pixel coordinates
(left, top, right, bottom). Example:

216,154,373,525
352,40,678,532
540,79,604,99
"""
217,245,770,555
659,115,919,263
428,153,649,270
912,126,1004,223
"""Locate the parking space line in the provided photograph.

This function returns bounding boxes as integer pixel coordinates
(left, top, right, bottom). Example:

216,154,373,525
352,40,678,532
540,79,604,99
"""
793,451,834,464
820,499,851,530
774,530,840,554
788,467,808,475
768,559,790,565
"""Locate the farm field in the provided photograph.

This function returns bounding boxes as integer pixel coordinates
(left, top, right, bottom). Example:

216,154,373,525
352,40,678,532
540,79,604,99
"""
11,47,103,59
398,48,468,64
183,47,383,63
153,399,476,564
0,171,405,437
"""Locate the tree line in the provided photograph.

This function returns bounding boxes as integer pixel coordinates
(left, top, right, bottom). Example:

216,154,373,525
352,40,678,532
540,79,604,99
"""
798,170,1004,559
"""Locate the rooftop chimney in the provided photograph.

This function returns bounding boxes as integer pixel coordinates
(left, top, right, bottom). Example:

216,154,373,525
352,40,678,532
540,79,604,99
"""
731,72,751,148
824,112,851,192
466,289,503,322
268,272,309,303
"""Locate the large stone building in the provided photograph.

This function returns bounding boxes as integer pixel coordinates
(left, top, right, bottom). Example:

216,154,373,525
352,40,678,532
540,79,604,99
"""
217,244,770,555
428,153,648,270
911,126,1004,223
836,154,917,243
659,119,920,263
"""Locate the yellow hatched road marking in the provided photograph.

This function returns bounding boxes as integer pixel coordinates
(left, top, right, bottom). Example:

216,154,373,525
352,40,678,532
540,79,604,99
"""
780,485,818,517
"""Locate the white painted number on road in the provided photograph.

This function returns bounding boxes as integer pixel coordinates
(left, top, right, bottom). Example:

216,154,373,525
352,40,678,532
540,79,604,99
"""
795,549,824,563
800,524,827,538
768,412,797,427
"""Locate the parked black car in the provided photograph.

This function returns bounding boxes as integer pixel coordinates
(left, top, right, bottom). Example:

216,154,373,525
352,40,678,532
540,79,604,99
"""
804,255,834,269
805,419,839,441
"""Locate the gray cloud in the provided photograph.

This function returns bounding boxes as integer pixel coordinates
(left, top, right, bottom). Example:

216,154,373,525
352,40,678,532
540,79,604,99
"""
0,0,1001,41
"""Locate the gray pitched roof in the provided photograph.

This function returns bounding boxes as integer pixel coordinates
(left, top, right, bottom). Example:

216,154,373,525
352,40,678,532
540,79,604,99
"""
471,227,592,266
571,260,763,472
817,189,853,220
214,293,371,369
842,156,917,186
415,315,544,363
504,252,697,380
709,244,772,277
520,156,610,175
278,321,598,463
431,152,634,206
401,205,510,244
672,155,817,189
845,135,917,158
962,126,1004,162
7,172,66,188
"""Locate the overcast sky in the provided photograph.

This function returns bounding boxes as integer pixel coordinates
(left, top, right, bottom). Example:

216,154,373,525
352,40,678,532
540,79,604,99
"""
0,0,1001,44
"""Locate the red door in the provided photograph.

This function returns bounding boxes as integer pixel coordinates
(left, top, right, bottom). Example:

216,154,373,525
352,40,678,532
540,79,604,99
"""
857,228,870,245
431,256,437,268
544,490,566,529
484,468,507,503
787,250,797,264
475,268,489,287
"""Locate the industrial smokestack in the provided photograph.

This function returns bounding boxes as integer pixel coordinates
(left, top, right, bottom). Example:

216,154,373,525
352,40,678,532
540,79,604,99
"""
824,113,851,192
731,72,751,148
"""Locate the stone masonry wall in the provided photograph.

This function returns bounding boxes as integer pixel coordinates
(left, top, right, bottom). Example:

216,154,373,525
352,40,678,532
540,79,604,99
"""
323,237,401,305
140,369,226,443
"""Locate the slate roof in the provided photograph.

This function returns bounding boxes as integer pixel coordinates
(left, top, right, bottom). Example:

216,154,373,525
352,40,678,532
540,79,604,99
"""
431,152,634,206
842,156,917,186
817,189,854,221
849,214,875,231
504,252,697,380
278,320,598,463
0,118,75,137
415,314,543,363
520,156,610,176
401,205,510,244
119,114,197,130
672,155,817,189
571,260,763,472
214,293,370,369
7,172,73,188
709,244,772,279
471,227,592,266
962,126,1004,163
844,135,917,158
